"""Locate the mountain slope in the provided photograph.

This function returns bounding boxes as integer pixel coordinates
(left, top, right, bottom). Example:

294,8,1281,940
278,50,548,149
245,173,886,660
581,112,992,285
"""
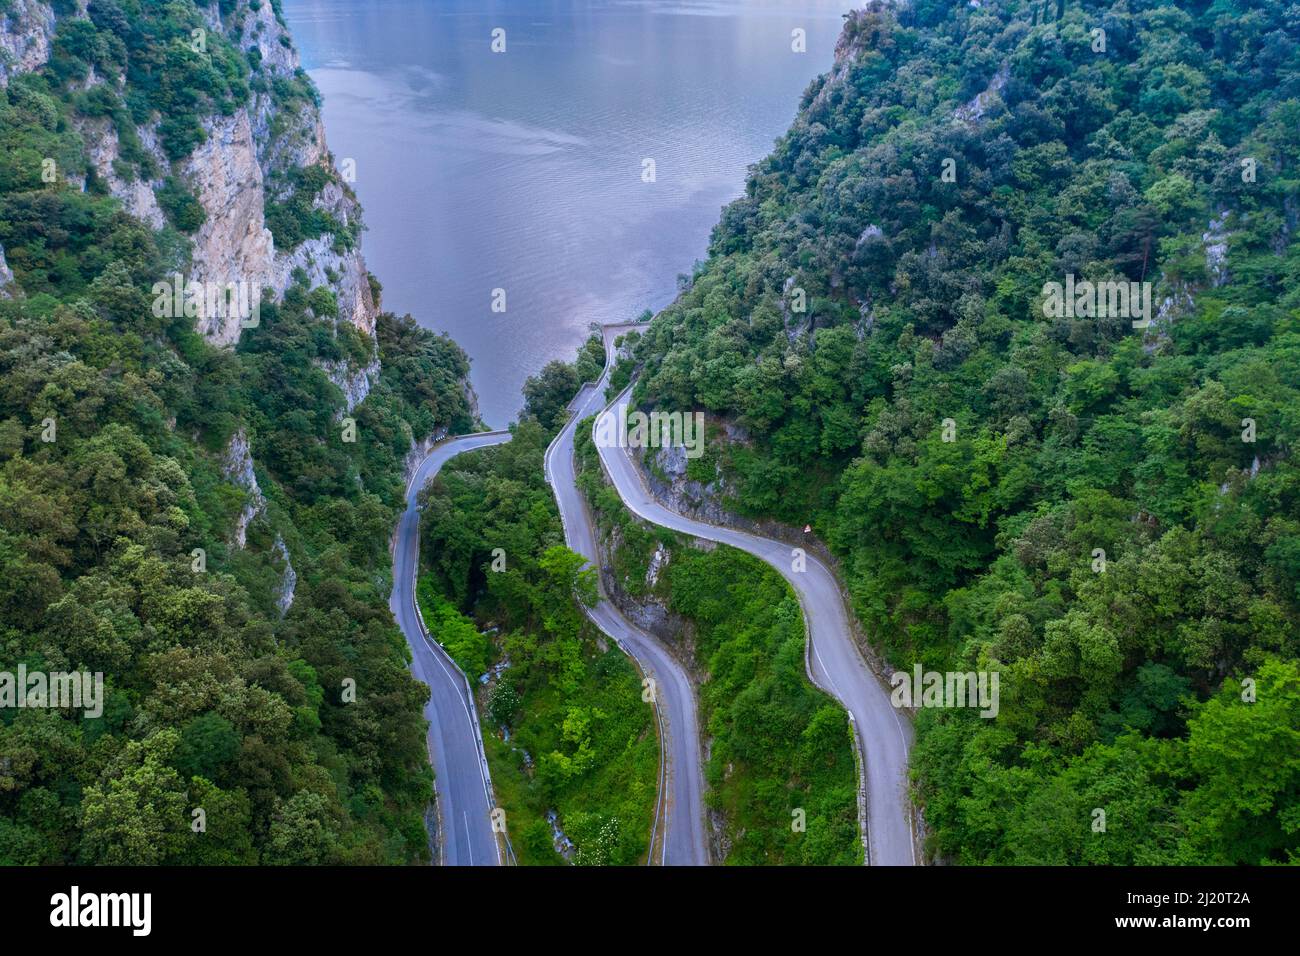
629,0,1300,865
0,0,474,863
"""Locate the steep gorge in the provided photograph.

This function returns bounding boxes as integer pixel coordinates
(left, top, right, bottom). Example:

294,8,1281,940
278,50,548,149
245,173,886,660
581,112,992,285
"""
0,0,475,863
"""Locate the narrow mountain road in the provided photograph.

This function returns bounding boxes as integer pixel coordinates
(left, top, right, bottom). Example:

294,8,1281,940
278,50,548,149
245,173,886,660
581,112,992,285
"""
391,429,512,866
593,329,917,866
544,327,710,866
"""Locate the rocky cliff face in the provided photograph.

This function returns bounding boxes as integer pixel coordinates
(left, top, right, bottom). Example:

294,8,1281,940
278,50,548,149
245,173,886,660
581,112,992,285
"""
403,427,451,488
0,0,58,88
1,2,59,296
74,115,167,229
184,107,278,345
316,355,381,414
3,0,388,602
2,1,377,351
192,3,377,347
0,242,13,296
241,0,326,174
643,428,738,527
275,227,377,341
222,428,267,550
272,533,297,616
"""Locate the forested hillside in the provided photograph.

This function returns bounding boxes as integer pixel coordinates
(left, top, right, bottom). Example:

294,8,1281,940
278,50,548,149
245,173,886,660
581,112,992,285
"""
573,413,860,864
629,0,1300,864
0,0,475,863
417,344,657,866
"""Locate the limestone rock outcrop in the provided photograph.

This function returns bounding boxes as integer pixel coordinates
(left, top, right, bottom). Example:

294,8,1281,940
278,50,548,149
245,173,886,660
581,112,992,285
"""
184,108,278,346
180,4,378,346
222,429,267,549
0,0,57,88
0,242,14,296
74,116,167,230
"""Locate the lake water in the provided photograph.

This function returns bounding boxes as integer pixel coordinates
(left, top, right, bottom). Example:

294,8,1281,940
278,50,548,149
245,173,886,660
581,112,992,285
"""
282,0,850,427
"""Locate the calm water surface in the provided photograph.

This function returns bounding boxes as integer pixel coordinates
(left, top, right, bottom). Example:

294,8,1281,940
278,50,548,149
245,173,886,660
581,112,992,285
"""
282,0,850,426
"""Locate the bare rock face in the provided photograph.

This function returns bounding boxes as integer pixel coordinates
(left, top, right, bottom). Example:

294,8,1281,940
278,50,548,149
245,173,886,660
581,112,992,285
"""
177,5,375,347
462,378,481,424
645,542,670,589
255,96,328,173
954,62,1009,125
239,2,329,173
246,0,299,77
1145,212,1235,351
134,121,171,170
646,439,735,527
274,233,378,338
242,2,325,174
184,109,277,346
404,427,451,487
75,116,166,229
0,244,20,300
272,534,296,616
0,0,57,88
117,2,375,351
4,1,379,387
808,3,905,114
266,169,376,339
222,428,267,549
1204,211,1231,287
315,356,381,414
309,182,377,335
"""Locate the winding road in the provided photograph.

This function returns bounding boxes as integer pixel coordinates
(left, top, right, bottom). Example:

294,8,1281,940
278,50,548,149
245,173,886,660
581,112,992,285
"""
390,429,512,866
394,326,915,866
544,326,710,866
591,325,917,866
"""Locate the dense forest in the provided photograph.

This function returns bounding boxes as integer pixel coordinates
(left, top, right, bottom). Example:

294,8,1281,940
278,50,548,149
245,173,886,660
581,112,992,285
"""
417,350,657,866
4,0,1297,870
628,0,1300,864
0,0,476,863
573,410,861,864
421,329,862,865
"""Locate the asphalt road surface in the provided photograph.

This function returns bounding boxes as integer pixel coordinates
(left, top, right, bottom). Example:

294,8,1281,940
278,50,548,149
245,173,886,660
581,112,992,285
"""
543,328,710,866
592,332,917,866
392,326,913,867
390,430,512,866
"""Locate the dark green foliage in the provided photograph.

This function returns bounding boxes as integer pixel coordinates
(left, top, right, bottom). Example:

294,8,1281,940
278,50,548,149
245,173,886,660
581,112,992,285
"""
572,332,606,384
173,712,241,780
667,547,860,864
630,1,1300,864
264,164,354,253
0,73,162,299
0,272,474,863
522,360,580,432
307,286,338,319
520,333,607,430
0,265,475,863
415,580,488,678
78,1,254,158
0,0,477,865
418,413,657,866
573,419,859,864
155,177,206,233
